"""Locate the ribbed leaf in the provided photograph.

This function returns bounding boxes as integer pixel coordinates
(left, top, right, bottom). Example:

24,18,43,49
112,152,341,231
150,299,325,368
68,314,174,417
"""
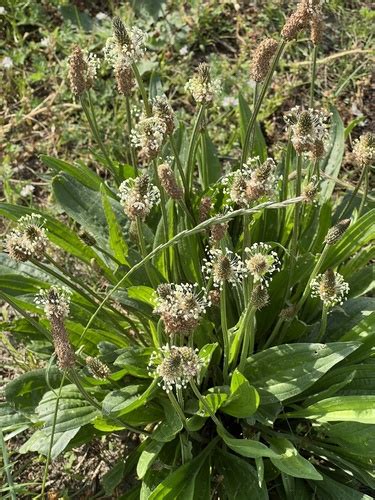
289,395,375,423
243,342,359,403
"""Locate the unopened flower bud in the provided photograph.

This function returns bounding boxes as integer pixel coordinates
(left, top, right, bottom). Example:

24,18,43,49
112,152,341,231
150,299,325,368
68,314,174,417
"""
86,356,110,379
251,284,269,310
325,219,350,245
302,181,319,203
279,304,297,321
79,229,96,246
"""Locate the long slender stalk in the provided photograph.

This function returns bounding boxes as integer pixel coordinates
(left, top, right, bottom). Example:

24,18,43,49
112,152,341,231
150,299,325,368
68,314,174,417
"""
80,95,115,174
190,380,223,429
153,159,170,279
131,63,151,116
168,392,188,429
136,217,158,288
295,243,330,314
310,44,318,108
221,283,230,384
69,369,148,435
239,306,256,371
79,196,303,342
317,304,328,342
125,96,137,174
169,135,189,195
358,164,370,217
41,373,65,498
248,82,260,158
186,105,205,192
338,165,367,219
200,130,209,190
0,428,16,500
241,41,286,166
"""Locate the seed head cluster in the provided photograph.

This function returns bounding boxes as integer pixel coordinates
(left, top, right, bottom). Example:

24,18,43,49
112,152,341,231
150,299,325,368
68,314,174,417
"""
86,356,111,379
5,213,48,262
119,174,160,221
224,157,277,207
104,17,145,67
281,0,324,43
285,107,330,157
250,38,279,83
131,113,167,162
68,46,100,96
251,284,269,310
352,133,375,168
148,345,201,392
244,243,280,285
311,269,349,308
185,63,221,105
202,247,246,288
154,283,210,336
35,286,75,369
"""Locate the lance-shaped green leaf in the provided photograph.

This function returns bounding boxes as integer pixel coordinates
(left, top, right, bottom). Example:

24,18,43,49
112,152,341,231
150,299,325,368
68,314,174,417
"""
243,342,360,404
269,438,322,480
100,184,129,265
217,426,279,459
288,395,375,424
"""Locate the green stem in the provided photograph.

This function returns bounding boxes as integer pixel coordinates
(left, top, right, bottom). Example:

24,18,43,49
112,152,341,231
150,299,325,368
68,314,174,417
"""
239,306,256,371
221,283,230,384
153,159,170,279
241,41,286,166
310,44,318,108
170,135,189,196
131,63,151,116
190,380,223,429
200,127,209,190
358,164,370,217
41,373,65,498
168,391,188,428
248,82,260,158
187,105,205,192
69,369,148,435
295,243,330,314
338,165,367,219
80,95,115,174
317,304,328,342
263,317,283,350
0,429,16,500
136,217,158,288
125,96,137,174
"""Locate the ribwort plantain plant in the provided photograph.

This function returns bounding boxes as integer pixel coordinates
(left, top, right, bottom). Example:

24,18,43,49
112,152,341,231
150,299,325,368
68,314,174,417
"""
1,3,375,498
